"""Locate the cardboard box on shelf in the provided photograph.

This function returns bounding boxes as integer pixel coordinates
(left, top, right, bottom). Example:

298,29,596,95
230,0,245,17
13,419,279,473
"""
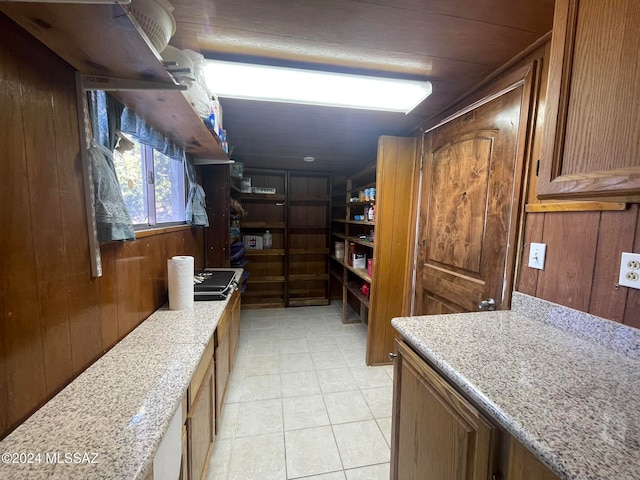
243,235,263,250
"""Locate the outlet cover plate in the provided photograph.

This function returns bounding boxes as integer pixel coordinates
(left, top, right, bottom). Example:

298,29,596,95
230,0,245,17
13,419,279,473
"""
619,252,640,289
528,242,547,270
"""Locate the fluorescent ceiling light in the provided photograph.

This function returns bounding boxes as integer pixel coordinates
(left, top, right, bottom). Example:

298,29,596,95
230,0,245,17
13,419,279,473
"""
204,60,432,114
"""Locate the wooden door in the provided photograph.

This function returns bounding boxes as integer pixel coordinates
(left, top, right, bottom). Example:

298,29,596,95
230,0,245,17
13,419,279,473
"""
391,339,497,480
415,86,525,314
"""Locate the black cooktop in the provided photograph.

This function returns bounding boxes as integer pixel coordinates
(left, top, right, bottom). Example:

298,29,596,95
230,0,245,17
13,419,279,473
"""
194,270,236,300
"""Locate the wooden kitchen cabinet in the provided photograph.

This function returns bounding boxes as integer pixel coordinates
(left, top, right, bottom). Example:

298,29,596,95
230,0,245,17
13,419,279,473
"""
508,440,558,480
538,0,640,199
215,303,232,424
228,289,242,371
392,338,561,480
391,339,498,480
187,358,214,480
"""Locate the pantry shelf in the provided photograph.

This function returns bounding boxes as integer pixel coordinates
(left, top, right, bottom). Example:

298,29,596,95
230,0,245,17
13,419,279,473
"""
0,2,228,160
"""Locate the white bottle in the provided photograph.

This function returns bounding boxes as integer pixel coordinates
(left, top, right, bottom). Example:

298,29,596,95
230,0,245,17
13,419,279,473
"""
263,230,272,249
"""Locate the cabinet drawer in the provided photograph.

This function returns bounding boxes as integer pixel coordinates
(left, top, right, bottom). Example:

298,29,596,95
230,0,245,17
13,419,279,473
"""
188,337,214,410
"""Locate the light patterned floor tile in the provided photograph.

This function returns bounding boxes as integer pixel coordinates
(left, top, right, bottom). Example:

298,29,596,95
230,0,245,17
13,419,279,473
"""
217,303,395,480
376,417,392,447
234,398,283,437
332,420,390,469
206,438,231,480
244,354,280,377
323,390,373,425
240,374,282,402
283,394,330,431
316,368,358,393
344,463,390,480
285,426,343,478
281,371,321,397
227,433,286,480
360,387,393,419
350,366,393,389
279,352,314,373
311,348,347,370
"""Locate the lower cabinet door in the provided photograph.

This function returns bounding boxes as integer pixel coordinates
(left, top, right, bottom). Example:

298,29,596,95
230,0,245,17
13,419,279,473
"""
508,438,559,480
215,327,230,425
188,361,214,480
228,290,241,369
391,339,497,480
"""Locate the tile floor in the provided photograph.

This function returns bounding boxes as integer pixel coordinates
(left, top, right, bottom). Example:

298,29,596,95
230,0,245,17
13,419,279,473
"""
206,304,394,480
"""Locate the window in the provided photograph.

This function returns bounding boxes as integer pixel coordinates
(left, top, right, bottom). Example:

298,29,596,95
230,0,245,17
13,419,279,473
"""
113,136,186,228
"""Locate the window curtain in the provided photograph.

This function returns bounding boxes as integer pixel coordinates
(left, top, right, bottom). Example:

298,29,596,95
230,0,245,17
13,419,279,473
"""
184,153,209,227
87,91,136,242
120,107,184,160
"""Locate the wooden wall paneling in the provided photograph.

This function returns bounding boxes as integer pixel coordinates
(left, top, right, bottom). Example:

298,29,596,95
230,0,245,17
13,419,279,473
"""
624,207,640,328
51,57,104,376
0,22,47,437
536,212,599,312
115,241,143,338
31,49,75,396
194,228,205,271
588,206,637,322
202,165,230,268
517,213,545,296
138,236,166,317
99,243,120,352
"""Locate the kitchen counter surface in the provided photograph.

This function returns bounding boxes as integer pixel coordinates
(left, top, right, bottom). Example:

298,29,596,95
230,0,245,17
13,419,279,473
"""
392,292,640,480
0,268,242,479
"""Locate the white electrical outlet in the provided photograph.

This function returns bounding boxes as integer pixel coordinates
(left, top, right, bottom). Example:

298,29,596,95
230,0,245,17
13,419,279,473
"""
528,242,547,270
619,252,640,289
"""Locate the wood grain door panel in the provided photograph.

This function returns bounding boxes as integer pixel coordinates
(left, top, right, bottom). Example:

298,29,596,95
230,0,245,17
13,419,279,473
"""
429,134,494,274
416,86,524,314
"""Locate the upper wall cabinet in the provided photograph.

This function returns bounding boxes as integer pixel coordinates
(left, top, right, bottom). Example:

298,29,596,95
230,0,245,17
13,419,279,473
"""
0,3,227,160
538,0,640,199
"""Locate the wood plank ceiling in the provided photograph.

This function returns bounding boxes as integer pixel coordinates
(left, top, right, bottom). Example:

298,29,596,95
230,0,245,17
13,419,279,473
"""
169,0,554,175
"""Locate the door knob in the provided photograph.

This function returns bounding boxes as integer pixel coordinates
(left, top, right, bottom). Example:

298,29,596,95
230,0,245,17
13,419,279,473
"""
478,298,496,311
389,352,398,361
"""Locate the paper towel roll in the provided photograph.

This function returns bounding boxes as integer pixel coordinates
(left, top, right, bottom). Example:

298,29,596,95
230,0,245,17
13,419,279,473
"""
168,255,194,310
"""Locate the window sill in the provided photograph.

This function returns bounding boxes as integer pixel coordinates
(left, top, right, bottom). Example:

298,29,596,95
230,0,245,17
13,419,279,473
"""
135,224,193,238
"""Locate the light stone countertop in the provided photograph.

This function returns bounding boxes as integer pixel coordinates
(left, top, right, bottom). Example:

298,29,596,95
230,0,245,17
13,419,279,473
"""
392,292,640,480
0,268,242,479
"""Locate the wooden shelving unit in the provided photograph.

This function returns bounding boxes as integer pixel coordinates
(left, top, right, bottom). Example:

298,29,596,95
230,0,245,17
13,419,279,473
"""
238,169,331,308
331,166,376,324
238,169,287,308
286,171,332,307
0,2,228,160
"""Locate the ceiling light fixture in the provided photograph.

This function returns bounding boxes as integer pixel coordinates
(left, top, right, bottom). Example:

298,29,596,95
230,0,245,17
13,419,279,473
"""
204,60,432,114
303,156,315,162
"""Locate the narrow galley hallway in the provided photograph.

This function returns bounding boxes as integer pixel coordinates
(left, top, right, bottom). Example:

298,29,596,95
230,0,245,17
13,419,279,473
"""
206,304,393,480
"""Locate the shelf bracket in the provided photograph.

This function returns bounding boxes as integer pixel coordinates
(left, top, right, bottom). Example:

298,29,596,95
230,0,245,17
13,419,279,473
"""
81,74,188,92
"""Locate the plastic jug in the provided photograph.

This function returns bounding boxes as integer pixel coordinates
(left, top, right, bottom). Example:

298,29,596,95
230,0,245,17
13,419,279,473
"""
263,230,272,249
